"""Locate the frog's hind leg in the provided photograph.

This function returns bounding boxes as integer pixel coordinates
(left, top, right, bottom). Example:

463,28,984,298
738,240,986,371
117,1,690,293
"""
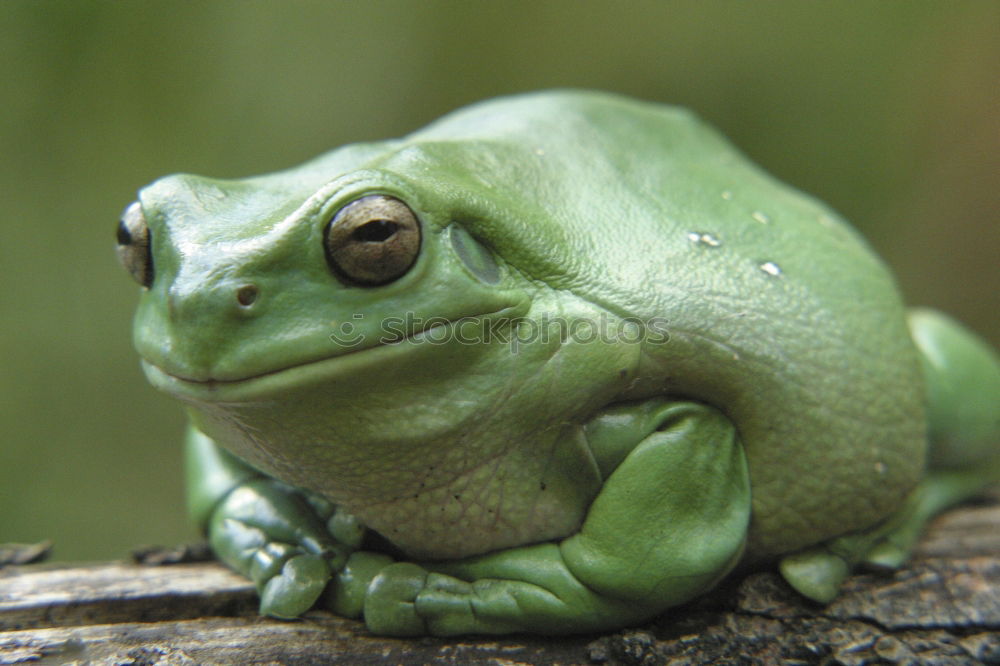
780,308,1000,603
865,308,1000,567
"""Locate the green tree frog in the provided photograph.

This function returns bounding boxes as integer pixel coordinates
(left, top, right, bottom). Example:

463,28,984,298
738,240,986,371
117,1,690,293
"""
117,91,1000,636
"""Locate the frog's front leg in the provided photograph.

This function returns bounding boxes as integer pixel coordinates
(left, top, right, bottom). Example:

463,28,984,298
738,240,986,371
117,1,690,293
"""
186,426,366,618
360,401,751,636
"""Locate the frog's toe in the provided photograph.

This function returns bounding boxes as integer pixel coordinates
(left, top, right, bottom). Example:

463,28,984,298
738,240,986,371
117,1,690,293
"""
779,503,918,603
862,467,997,571
415,574,489,636
862,539,909,570
223,531,332,618
205,480,359,618
364,562,429,636
259,553,331,619
779,547,850,603
324,551,395,619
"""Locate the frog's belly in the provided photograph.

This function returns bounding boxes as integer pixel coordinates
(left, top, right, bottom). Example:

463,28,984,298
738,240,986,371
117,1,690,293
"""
350,482,587,560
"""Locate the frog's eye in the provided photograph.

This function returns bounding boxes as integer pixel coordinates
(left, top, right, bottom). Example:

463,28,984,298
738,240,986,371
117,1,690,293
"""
324,195,421,286
116,201,153,288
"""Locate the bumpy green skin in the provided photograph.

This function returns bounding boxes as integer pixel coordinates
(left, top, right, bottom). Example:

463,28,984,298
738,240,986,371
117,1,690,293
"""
123,91,1000,636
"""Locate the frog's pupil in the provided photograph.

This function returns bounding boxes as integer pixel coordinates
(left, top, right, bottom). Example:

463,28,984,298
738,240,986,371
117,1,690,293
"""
353,219,398,243
116,220,132,245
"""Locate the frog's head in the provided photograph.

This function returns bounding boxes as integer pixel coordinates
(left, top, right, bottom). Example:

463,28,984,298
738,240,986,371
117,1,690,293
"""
113,91,699,505
116,142,544,406
114,104,657,505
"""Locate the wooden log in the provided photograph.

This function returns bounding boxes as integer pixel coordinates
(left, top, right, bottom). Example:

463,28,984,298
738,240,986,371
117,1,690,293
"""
1,492,997,665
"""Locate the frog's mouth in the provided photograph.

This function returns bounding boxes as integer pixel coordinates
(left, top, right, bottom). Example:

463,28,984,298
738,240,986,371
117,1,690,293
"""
140,307,521,402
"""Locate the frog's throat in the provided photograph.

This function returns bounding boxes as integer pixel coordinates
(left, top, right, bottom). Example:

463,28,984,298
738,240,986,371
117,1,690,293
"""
139,306,519,402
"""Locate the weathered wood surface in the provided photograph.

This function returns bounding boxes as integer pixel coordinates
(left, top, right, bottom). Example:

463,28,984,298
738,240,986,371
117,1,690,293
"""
1,492,998,665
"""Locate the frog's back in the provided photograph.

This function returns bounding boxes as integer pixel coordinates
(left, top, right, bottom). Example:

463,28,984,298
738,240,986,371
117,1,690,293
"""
387,91,927,556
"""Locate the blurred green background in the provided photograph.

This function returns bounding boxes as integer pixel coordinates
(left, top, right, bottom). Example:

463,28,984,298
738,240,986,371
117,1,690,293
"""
1,1,997,562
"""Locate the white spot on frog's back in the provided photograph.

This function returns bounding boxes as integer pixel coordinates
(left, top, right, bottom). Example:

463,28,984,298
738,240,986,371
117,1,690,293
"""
751,211,770,225
686,231,722,247
759,261,782,277
721,190,733,200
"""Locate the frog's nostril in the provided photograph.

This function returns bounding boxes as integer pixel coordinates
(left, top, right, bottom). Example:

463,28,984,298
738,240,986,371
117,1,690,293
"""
236,284,260,307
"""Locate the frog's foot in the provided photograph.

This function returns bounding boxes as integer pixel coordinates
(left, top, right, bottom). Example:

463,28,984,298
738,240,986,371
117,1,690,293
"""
187,426,369,619
360,547,654,637
208,478,362,618
780,465,997,603
864,465,998,569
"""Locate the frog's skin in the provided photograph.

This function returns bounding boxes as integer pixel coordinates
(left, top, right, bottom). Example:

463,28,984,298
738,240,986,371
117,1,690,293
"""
117,91,1000,636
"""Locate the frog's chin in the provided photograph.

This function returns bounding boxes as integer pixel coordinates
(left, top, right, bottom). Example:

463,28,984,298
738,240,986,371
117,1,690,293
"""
142,328,444,403
141,346,376,403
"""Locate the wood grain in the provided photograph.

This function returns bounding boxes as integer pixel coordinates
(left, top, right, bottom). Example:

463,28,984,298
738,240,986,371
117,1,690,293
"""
1,492,997,665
